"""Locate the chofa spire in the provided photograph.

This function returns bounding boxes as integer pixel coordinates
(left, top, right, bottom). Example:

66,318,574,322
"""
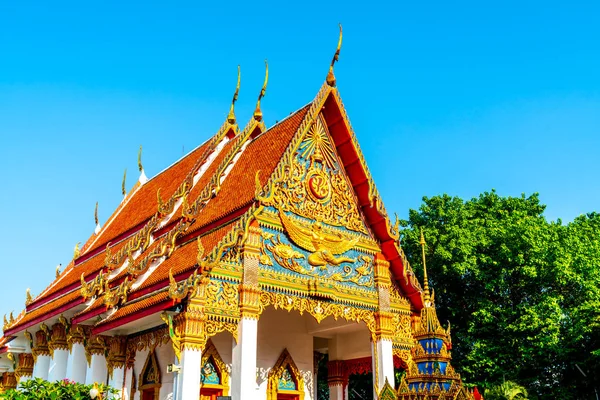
420,228,431,305
326,24,343,87
138,145,148,184
227,65,241,124
253,60,269,122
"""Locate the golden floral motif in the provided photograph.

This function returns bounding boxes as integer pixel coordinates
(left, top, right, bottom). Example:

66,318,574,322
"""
259,291,375,333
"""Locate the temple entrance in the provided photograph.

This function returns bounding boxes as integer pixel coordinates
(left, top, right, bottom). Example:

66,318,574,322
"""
138,350,161,400
200,339,229,399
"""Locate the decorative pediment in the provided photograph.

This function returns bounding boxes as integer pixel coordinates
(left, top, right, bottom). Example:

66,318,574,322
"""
267,348,304,400
139,349,161,397
201,339,229,394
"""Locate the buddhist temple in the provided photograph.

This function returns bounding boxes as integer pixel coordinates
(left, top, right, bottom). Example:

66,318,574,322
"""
0,28,480,400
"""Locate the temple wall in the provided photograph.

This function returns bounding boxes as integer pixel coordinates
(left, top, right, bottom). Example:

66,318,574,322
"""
257,308,314,400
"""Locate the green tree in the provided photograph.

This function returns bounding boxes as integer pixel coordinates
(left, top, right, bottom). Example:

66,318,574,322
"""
399,191,600,399
485,380,528,400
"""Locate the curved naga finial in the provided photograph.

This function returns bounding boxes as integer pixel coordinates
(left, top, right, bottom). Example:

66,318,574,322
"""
253,60,269,122
94,202,99,226
121,168,127,196
138,145,143,172
74,242,81,259
227,65,241,124
326,24,343,87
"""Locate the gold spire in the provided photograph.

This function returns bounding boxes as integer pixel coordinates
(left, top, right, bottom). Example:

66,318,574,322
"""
420,228,431,305
74,242,81,259
94,202,99,226
138,145,143,172
253,60,269,122
227,65,241,124
326,24,343,87
122,168,127,196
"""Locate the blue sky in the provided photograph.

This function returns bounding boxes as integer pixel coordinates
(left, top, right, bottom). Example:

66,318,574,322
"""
0,1,598,321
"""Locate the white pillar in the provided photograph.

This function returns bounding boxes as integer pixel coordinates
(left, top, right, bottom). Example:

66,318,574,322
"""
329,384,344,400
231,317,258,400
32,354,51,380
86,354,108,385
109,366,125,394
48,349,69,382
122,366,134,400
371,339,394,394
177,349,203,400
66,343,87,383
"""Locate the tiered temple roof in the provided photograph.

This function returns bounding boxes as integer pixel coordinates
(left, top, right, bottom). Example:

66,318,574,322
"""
2,57,426,342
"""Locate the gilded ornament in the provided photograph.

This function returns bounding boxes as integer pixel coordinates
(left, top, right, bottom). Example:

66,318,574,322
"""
253,60,268,122
25,289,33,306
138,145,143,172
161,312,181,362
73,242,81,259
122,168,127,196
278,209,357,268
103,277,132,308
267,348,304,400
227,65,241,125
80,270,107,300
326,24,343,87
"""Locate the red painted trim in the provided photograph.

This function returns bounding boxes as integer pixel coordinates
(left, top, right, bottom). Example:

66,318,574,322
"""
4,297,84,336
91,299,173,335
71,304,106,325
129,270,195,302
322,92,423,310
76,219,150,265
179,204,251,244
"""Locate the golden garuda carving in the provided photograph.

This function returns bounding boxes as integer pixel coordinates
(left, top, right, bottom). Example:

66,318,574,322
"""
278,209,358,269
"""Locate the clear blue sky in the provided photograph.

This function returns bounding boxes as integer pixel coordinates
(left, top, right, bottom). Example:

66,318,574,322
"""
1,1,599,321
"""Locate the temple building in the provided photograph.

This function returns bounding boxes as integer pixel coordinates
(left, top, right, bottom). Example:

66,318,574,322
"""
0,29,480,400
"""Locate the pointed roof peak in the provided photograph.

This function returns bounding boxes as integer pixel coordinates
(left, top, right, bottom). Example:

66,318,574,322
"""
420,228,431,305
253,60,269,122
227,65,241,125
138,145,148,184
326,24,343,87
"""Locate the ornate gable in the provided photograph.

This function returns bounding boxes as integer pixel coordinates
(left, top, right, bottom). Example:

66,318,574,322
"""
256,109,381,291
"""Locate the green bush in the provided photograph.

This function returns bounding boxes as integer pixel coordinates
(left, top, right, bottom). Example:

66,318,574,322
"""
0,378,118,400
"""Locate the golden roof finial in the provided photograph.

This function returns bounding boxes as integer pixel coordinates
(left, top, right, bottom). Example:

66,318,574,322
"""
326,24,343,87
74,242,81,259
56,264,61,278
122,168,127,196
94,202,99,226
227,65,241,124
420,228,431,305
138,145,143,172
253,60,269,122
25,288,33,305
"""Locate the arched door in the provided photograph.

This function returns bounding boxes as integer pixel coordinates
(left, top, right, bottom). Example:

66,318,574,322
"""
267,348,305,400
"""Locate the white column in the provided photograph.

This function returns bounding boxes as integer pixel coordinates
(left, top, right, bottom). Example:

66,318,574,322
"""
86,354,108,385
371,339,394,394
48,349,69,382
231,317,258,400
329,384,344,400
122,366,134,400
109,366,125,394
66,343,87,383
32,354,51,380
176,349,203,400
17,375,31,389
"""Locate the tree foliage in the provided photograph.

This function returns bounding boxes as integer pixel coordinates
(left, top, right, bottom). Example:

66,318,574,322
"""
399,191,600,399
485,380,529,400
0,379,118,400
